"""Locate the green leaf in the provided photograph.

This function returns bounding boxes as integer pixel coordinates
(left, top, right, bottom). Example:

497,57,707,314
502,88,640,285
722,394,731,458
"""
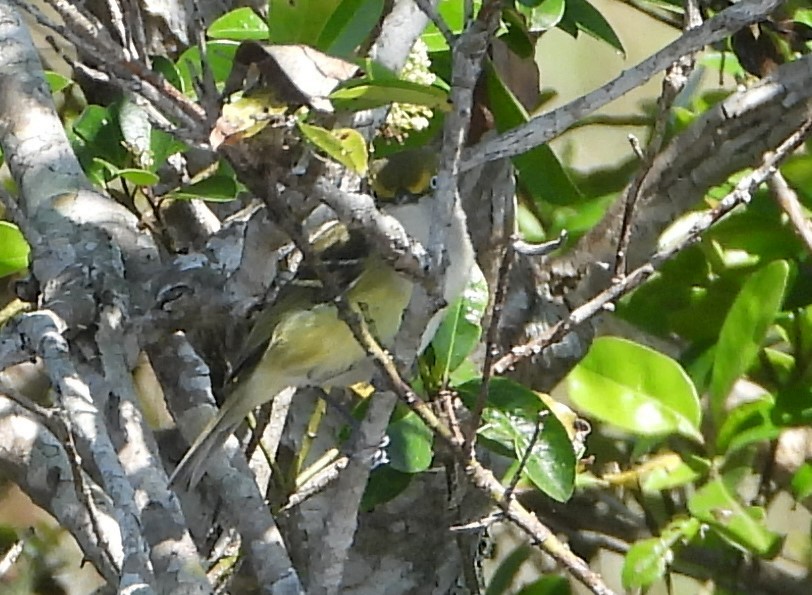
622,538,668,589
430,265,488,382
317,0,384,57
515,417,575,502
515,576,571,595
782,152,812,207
176,42,239,95
517,0,566,31
114,168,160,186
791,463,812,501
387,409,433,473
150,129,188,173
486,545,531,595
688,475,782,557
150,56,184,92
361,466,411,510
171,175,238,201
422,1,482,51
568,337,702,441
699,51,746,79
706,214,802,270
484,60,582,207
482,407,576,502
559,0,624,55
458,377,547,415
622,517,700,590
71,104,128,178
710,260,789,422
716,395,777,454
0,222,30,278
516,202,546,242
44,70,72,94
330,79,451,112
773,384,812,426
639,454,711,493
207,7,269,40
268,0,338,46
297,123,368,175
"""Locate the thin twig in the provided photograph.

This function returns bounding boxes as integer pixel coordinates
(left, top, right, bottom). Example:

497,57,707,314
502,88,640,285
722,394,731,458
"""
414,0,455,45
60,410,122,575
768,172,812,254
462,0,783,171
466,238,514,450
614,1,702,276
0,531,28,578
504,411,546,501
494,118,812,375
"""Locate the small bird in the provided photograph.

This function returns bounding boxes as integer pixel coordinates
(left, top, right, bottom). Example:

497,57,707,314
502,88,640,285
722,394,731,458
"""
170,148,474,487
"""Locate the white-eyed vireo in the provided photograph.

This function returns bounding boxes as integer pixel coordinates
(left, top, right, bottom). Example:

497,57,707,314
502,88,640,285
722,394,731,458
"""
170,148,474,487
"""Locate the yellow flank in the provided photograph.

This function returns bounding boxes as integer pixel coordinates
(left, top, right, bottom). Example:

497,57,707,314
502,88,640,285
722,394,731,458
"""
266,259,412,381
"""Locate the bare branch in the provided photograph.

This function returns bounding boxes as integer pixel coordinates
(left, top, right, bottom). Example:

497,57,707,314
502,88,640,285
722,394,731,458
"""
15,310,156,591
462,0,786,170
149,334,304,594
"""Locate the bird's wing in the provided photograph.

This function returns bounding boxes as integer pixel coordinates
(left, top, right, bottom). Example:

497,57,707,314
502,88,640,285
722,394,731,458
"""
229,220,372,383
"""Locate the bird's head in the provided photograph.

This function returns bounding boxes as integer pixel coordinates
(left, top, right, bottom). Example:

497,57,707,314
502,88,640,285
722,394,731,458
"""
369,148,439,205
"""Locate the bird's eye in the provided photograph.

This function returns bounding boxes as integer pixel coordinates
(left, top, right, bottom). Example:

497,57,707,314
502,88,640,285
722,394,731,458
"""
429,175,438,190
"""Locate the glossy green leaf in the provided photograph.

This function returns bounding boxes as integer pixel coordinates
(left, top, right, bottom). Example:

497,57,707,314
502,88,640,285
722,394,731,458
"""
330,79,451,112
688,476,782,557
699,51,747,79
171,175,238,201
387,409,433,473
622,517,700,589
621,538,668,589
317,0,384,57
207,7,269,40
482,407,575,502
486,545,531,595
518,0,566,31
782,152,812,206
485,60,582,207
791,463,812,501
515,575,571,595
268,0,338,46
639,454,710,493
516,201,546,242
86,158,118,186
500,9,537,58
706,214,802,270
176,42,239,95
710,260,789,422
297,123,368,175
559,0,624,55
114,168,160,186
773,384,812,426
458,377,547,415
431,265,488,382
568,337,702,441
361,466,411,510
71,105,128,176
448,359,479,386
0,222,30,278
44,70,72,93
716,395,776,454
150,129,187,173
422,1,482,51
151,56,184,93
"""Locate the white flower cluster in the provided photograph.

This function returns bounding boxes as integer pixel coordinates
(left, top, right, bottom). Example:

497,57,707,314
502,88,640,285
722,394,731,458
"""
385,39,436,138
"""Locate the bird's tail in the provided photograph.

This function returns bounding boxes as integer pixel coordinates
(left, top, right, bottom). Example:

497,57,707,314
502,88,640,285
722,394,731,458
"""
168,405,242,488
169,373,286,488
